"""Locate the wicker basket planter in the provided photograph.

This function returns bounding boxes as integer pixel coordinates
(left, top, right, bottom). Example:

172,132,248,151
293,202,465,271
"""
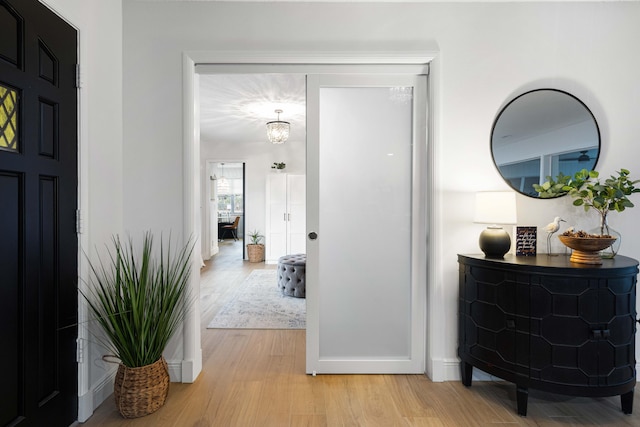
82,234,193,420
247,244,265,263
114,357,170,418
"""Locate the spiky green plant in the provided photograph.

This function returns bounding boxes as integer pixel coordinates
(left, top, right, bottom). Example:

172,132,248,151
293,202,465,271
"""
82,232,194,368
248,229,264,245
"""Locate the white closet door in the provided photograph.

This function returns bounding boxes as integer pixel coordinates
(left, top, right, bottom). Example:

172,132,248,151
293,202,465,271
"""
306,74,427,374
287,174,306,255
266,174,306,262
266,174,287,262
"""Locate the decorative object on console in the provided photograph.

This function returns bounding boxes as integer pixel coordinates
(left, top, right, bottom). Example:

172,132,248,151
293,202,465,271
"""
474,191,517,258
266,109,290,144
515,226,536,256
543,216,565,256
539,168,639,259
558,232,617,264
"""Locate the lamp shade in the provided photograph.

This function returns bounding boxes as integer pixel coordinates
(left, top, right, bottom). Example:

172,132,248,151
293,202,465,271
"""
474,191,517,258
474,191,517,225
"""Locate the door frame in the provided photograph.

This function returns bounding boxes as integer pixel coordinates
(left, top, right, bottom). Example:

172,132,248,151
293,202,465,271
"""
183,50,445,381
36,0,92,420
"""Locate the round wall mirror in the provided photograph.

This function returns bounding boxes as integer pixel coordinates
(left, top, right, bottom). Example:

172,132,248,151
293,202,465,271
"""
491,89,600,198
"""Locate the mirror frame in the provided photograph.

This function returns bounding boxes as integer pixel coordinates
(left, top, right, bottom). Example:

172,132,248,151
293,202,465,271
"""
490,88,601,199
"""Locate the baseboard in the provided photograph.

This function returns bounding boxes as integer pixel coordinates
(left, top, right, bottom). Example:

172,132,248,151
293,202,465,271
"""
443,357,461,381
429,357,498,382
167,359,182,382
77,367,116,422
426,357,460,382
180,349,203,383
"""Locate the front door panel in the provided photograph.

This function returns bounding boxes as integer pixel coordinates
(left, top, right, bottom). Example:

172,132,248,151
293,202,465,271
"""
0,0,78,425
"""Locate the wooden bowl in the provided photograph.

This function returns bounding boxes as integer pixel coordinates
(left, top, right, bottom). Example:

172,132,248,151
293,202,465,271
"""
558,235,617,264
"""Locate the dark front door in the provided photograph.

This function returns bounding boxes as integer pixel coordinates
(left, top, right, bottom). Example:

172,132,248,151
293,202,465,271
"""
0,0,78,425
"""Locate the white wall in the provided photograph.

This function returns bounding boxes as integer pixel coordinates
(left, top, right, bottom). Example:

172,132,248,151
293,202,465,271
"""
39,0,124,421
122,0,640,385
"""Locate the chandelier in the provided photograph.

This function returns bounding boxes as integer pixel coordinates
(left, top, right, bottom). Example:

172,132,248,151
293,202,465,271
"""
217,163,229,194
266,109,290,144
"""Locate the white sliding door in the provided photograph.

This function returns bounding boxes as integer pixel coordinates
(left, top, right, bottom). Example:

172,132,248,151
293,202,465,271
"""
306,74,427,374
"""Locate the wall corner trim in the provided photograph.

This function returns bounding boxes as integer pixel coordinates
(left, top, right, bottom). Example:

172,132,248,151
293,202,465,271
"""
77,368,116,423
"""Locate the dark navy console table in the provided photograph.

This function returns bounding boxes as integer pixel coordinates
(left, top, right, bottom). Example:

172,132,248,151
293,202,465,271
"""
458,253,638,416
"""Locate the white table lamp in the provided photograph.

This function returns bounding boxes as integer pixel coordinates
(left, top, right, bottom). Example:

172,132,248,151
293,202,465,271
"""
474,191,517,258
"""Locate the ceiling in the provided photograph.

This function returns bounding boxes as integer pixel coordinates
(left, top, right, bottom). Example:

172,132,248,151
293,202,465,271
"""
199,75,599,152
492,90,595,146
199,74,306,146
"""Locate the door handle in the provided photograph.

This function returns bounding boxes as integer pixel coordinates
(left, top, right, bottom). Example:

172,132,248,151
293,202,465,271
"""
308,232,318,240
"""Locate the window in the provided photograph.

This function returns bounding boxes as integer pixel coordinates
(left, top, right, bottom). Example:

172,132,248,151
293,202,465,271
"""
217,178,243,221
0,84,18,152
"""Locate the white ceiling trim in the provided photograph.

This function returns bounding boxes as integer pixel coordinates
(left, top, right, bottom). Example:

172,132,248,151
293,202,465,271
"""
139,0,639,3
196,63,430,75
188,50,437,66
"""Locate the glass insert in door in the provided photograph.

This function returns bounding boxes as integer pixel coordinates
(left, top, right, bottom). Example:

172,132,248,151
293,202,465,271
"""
0,84,18,152
318,86,413,359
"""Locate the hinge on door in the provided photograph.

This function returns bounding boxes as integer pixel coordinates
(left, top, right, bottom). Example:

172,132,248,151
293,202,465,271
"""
75,64,81,88
76,209,84,234
76,338,84,363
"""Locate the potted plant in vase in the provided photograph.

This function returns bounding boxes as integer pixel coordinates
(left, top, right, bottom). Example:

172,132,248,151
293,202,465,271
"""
247,229,265,263
81,232,194,418
536,168,639,263
271,162,286,173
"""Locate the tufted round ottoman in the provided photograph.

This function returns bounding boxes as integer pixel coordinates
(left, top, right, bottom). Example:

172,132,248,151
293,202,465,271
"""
277,254,306,298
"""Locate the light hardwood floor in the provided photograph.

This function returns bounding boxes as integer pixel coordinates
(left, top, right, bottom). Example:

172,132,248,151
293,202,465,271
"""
80,241,639,426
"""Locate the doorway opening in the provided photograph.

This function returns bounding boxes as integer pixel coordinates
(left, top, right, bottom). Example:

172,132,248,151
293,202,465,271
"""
183,54,434,382
206,161,246,261
198,73,306,329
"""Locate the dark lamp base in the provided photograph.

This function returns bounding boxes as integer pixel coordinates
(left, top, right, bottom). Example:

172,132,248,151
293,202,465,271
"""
479,226,511,258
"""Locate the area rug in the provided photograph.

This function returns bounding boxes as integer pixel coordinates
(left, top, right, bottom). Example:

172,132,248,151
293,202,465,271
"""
207,269,306,329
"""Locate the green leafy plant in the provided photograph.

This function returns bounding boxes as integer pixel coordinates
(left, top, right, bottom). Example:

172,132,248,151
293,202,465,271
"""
564,168,640,234
81,232,194,368
532,173,571,198
535,168,640,235
248,229,264,245
271,162,286,170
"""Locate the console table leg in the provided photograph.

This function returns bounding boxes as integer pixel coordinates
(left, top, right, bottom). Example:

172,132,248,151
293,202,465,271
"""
621,390,634,414
516,386,528,417
460,362,473,387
